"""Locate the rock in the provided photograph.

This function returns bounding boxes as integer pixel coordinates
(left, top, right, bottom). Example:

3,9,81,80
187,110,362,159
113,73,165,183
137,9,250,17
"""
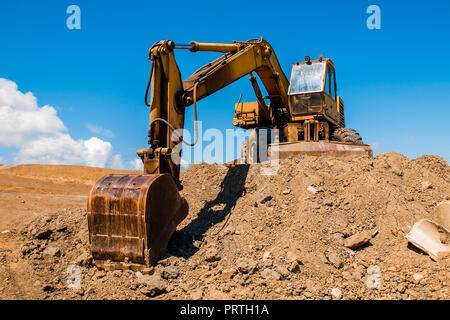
436,201,450,231
256,194,272,204
20,245,31,256
412,273,424,282
304,279,321,296
1,230,10,234
275,266,290,278
237,258,257,274
112,270,122,277
307,186,318,194
421,181,432,190
55,223,68,232
161,266,179,279
43,246,60,257
391,166,403,177
42,285,54,292
318,253,328,264
137,273,167,297
286,250,302,264
366,265,380,275
326,252,343,269
221,268,237,279
190,288,203,300
204,248,221,262
94,270,106,279
288,261,301,273
262,268,282,281
262,251,272,260
142,267,155,275
42,216,53,223
355,265,366,274
331,233,345,245
331,288,342,300
33,229,52,240
263,260,273,268
342,271,352,281
343,230,375,249
234,224,244,235
366,275,381,290
282,189,291,195
351,271,362,281
74,251,93,267
366,265,381,290
75,288,85,296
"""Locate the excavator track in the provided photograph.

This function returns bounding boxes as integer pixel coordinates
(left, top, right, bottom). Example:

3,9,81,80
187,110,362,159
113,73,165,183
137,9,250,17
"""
87,174,188,270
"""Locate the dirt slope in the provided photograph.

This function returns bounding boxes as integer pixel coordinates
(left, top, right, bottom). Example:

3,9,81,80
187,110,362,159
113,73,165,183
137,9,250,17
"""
0,154,448,300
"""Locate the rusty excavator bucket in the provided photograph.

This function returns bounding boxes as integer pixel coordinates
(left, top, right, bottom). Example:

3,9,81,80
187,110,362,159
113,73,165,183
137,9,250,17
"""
87,174,188,270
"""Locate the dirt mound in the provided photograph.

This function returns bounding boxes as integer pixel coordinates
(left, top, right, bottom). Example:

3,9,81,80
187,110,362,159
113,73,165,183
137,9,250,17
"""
0,152,449,300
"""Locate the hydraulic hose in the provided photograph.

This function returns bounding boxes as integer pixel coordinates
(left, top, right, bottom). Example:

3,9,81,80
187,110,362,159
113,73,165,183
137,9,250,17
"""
148,82,199,147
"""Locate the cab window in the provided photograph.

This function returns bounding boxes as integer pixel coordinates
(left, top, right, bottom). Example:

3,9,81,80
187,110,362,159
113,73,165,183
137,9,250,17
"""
325,67,331,96
288,62,326,94
329,66,336,100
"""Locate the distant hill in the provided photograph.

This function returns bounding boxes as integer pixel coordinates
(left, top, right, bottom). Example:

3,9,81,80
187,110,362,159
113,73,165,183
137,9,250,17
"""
0,164,142,184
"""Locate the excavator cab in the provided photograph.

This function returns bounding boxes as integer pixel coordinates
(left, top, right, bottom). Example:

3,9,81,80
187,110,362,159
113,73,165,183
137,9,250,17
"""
288,57,344,128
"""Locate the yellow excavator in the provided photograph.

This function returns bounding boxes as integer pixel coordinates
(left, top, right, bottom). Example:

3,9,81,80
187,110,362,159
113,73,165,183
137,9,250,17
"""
87,38,372,270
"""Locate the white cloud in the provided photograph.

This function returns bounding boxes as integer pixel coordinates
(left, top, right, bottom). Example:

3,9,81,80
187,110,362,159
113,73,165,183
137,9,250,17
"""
0,78,118,168
0,78,38,112
17,134,112,168
128,158,144,171
87,123,114,138
0,79,66,147
109,154,125,169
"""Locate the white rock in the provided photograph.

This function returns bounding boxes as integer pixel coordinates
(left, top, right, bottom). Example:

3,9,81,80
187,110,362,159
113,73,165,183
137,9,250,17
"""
366,265,380,275
262,268,282,281
413,273,423,282
307,186,318,194
366,265,381,290
421,181,432,190
331,288,342,300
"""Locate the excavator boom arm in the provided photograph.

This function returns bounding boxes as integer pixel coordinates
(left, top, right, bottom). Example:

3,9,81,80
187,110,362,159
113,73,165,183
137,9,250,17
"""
180,39,290,112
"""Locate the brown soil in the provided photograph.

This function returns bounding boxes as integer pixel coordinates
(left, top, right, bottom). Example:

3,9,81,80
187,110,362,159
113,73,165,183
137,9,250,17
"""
0,153,448,300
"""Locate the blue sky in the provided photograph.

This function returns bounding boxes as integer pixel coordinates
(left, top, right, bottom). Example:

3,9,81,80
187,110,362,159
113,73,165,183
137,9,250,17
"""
0,0,449,168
